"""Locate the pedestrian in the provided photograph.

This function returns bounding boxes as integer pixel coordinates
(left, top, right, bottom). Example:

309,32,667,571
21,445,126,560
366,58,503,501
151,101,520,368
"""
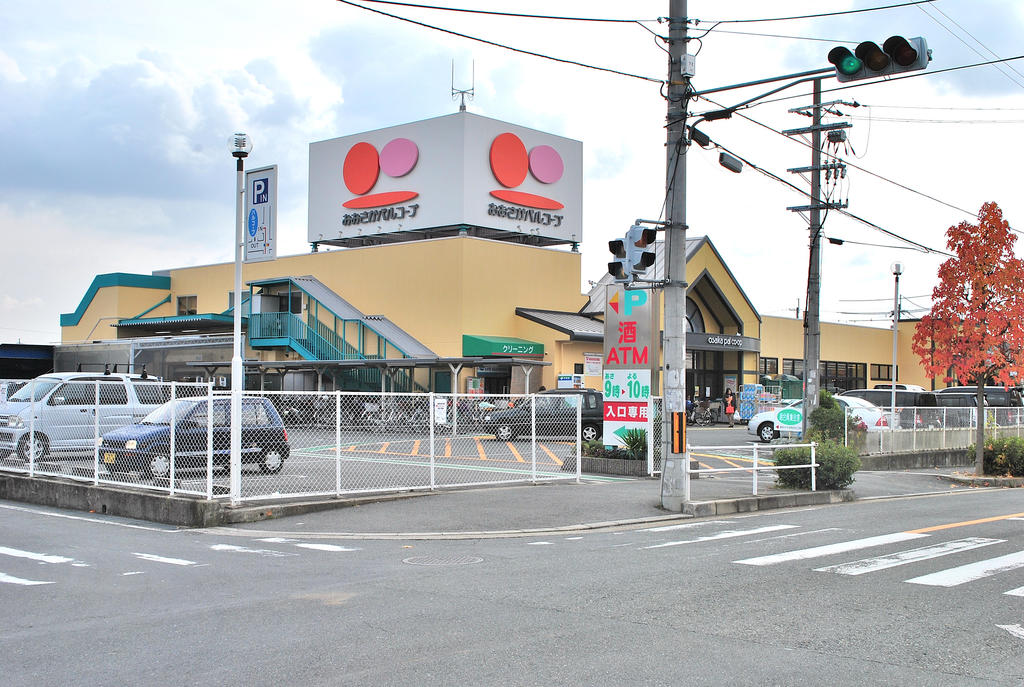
723,389,736,427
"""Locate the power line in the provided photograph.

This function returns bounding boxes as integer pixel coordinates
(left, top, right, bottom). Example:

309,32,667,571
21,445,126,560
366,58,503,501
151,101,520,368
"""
350,1,657,23
703,29,858,44
693,1,936,25
916,3,1024,91
334,0,665,83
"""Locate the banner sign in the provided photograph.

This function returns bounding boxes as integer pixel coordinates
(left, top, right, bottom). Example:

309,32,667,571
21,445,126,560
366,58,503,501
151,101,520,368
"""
244,165,278,263
602,286,659,446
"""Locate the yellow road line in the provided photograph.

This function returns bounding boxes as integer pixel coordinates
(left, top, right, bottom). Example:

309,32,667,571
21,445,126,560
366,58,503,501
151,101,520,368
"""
539,444,563,467
444,438,451,458
378,442,389,454
411,440,420,456
507,443,525,463
907,511,1024,534
475,437,487,460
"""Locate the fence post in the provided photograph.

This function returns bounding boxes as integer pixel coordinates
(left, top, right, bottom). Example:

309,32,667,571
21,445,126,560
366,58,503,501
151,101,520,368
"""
206,384,214,500
752,443,758,496
576,396,582,483
93,382,100,485
531,395,537,483
169,382,177,496
28,380,36,477
429,392,436,491
810,441,817,492
646,397,654,476
335,390,342,497
942,407,947,450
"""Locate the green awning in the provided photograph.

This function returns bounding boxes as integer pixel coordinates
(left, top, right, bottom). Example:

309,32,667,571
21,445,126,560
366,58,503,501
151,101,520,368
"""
462,335,544,358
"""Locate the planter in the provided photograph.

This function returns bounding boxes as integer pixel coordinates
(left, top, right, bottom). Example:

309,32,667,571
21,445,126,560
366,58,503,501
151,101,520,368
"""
580,456,650,476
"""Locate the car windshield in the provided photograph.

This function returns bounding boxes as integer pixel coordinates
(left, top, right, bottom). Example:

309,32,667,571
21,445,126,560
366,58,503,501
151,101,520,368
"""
839,396,877,410
142,399,203,424
8,378,61,402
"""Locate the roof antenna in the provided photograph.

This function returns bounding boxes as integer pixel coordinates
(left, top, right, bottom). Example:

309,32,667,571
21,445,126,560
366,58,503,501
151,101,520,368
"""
452,59,474,112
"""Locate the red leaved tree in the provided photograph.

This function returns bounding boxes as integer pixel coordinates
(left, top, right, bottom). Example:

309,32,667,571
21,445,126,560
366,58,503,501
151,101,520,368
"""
912,202,1024,475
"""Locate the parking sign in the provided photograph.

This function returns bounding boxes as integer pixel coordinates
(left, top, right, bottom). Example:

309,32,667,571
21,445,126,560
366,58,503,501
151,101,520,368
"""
244,165,277,263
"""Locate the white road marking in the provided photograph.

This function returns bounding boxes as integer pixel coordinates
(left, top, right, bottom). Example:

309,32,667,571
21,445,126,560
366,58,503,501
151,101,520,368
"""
746,528,842,544
1005,586,1024,597
526,542,553,546
815,538,1004,576
209,544,297,557
734,532,929,566
122,571,145,576
257,537,298,543
294,543,360,552
906,550,1024,587
0,503,177,532
132,552,198,566
644,525,798,550
0,546,74,564
996,624,1024,640
641,520,726,532
564,536,584,541
0,572,53,586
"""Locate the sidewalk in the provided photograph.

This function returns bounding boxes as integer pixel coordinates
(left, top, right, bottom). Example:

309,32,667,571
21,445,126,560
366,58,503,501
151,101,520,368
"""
221,467,976,538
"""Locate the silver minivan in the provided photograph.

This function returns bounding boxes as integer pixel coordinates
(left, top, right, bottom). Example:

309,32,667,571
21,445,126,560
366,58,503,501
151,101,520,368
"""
0,373,169,461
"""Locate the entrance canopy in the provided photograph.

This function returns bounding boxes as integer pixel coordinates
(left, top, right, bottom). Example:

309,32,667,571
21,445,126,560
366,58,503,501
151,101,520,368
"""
462,335,544,358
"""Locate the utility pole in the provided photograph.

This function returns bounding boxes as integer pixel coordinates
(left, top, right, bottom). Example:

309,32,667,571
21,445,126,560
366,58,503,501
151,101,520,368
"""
660,0,690,510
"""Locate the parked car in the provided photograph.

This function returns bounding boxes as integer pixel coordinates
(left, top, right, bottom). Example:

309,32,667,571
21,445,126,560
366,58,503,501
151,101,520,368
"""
938,386,1022,424
872,383,926,391
0,372,170,461
481,389,603,441
0,380,28,402
99,396,289,479
839,388,938,428
932,392,983,428
747,395,895,443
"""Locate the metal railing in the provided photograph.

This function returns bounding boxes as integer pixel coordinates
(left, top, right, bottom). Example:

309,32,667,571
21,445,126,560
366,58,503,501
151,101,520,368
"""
686,442,818,501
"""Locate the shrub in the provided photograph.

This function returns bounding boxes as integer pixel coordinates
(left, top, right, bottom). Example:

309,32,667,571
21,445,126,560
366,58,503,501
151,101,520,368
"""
581,439,636,461
620,428,647,460
808,390,844,443
971,437,1024,476
774,439,861,490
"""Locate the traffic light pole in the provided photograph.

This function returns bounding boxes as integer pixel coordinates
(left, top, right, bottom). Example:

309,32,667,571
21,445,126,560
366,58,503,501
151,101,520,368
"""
660,0,691,510
804,78,823,436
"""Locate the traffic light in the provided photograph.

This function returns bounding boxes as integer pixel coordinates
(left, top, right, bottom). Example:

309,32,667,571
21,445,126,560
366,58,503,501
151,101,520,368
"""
626,224,657,276
827,36,929,82
608,236,630,283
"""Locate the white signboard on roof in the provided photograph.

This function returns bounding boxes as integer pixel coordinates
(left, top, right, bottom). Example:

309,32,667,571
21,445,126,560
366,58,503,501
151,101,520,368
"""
244,164,277,263
307,111,582,246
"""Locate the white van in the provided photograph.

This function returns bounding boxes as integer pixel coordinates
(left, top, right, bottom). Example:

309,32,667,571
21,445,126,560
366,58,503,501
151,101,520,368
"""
0,373,170,461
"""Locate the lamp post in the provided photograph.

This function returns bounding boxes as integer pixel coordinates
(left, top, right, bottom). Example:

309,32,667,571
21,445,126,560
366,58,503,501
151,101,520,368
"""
891,261,903,446
229,132,252,502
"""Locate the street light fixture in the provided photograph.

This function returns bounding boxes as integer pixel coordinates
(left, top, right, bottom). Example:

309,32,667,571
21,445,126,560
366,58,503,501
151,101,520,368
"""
229,132,252,502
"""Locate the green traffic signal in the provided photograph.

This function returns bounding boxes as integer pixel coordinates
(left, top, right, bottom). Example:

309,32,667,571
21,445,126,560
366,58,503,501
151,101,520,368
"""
827,47,862,76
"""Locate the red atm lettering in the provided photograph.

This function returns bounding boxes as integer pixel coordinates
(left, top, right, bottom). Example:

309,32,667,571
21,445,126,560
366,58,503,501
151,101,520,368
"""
605,346,648,365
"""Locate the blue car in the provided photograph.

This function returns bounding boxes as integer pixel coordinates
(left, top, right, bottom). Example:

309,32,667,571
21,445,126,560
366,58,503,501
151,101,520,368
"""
99,396,290,479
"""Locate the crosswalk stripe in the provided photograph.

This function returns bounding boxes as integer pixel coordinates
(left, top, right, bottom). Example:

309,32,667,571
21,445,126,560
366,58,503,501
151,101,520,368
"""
132,552,198,566
643,525,797,550
0,546,74,564
814,538,1004,576
1004,586,1024,597
209,544,297,557
640,520,726,533
0,572,53,586
996,624,1024,640
906,550,1024,587
734,532,928,566
294,543,360,552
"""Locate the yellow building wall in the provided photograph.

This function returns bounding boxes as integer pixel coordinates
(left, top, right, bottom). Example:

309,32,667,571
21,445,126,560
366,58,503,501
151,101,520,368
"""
686,242,760,337
62,287,173,343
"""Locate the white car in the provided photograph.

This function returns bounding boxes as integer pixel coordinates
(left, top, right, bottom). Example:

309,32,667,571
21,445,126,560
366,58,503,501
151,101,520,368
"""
747,396,896,443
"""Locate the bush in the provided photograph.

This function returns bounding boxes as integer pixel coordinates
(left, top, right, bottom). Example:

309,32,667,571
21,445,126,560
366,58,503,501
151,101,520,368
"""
774,439,861,490
581,439,636,461
620,428,647,460
809,390,867,450
971,437,1024,476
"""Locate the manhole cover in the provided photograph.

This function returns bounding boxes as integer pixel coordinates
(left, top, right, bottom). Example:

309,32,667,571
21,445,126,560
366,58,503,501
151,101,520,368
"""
402,554,483,566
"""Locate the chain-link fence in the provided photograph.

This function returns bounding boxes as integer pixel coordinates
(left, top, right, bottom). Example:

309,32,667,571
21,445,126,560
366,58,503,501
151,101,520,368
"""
0,382,582,501
848,405,1024,453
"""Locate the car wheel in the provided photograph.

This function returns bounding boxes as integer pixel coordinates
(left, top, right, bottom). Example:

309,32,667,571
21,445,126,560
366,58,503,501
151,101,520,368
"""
147,449,171,480
495,424,516,441
17,434,49,461
581,423,601,442
757,422,776,443
259,448,285,475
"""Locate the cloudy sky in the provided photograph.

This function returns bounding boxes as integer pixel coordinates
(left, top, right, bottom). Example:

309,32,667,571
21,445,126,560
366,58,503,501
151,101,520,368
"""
2,0,1023,344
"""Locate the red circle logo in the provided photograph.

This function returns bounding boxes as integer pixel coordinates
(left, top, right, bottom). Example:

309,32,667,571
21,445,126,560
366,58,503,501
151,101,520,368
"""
489,133,564,210
342,138,419,209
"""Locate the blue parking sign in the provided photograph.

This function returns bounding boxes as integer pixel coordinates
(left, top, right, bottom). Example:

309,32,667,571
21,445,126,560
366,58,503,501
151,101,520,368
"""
252,178,269,204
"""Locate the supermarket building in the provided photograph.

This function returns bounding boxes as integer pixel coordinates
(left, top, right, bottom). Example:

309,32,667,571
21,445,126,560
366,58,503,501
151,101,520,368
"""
54,111,930,398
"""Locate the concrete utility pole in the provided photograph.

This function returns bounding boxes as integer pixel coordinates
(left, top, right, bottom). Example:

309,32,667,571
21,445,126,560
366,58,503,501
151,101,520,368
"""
804,79,823,436
660,0,690,510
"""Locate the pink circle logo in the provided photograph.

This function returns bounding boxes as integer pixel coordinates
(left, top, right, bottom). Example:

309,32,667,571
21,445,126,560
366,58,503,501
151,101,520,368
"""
342,138,419,209
489,133,564,210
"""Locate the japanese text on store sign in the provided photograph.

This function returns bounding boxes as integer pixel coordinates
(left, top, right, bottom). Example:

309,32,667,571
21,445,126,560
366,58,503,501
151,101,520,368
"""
342,204,420,226
603,402,649,421
604,370,650,400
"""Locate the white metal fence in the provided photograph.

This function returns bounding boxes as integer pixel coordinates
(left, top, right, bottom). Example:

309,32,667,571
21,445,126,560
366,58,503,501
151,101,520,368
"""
686,442,819,501
846,405,1024,454
0,382,583,501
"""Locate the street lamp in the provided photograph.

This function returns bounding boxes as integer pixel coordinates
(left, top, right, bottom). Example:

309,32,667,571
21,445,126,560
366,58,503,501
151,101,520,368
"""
229,132,252,502
891,261,903,447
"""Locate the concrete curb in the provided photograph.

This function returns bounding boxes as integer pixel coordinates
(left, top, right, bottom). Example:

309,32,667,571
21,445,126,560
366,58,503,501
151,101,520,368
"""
681,489,856,517
935,473,1024,488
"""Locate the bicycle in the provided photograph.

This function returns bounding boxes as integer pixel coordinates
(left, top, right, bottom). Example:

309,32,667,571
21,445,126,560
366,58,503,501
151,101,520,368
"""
692,400,714,427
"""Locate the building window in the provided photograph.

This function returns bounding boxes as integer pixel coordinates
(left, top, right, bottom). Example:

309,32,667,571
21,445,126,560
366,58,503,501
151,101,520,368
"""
871,364,893,381
783,358,804,379
821,360,866,392
759,357,778,376
574,363,584,374
177,295,197,316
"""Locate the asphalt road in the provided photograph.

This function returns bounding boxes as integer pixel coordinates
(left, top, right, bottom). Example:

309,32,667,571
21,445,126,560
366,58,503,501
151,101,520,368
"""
2,487,1023,685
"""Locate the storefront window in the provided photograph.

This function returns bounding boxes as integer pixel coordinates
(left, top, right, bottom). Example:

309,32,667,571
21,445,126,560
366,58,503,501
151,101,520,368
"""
759,357,778,375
